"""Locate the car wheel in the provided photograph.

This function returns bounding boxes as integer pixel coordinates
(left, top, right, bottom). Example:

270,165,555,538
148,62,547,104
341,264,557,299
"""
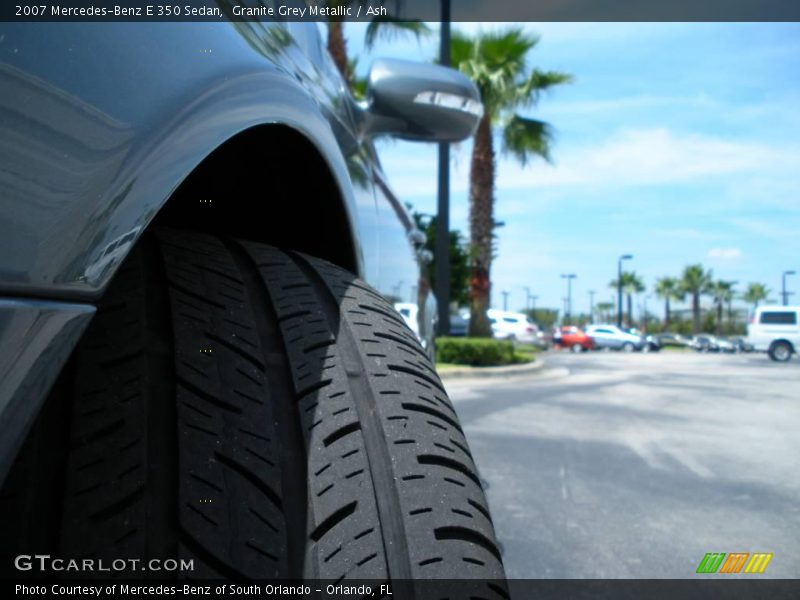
0,230,507,585
571,343,583,353
768,341,793,363
622,342,635,353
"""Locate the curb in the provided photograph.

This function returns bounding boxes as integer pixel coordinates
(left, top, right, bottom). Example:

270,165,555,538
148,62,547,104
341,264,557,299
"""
437,358,546,381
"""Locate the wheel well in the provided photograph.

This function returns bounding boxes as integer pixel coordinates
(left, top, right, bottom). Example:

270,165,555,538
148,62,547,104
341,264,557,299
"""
152,124,358,273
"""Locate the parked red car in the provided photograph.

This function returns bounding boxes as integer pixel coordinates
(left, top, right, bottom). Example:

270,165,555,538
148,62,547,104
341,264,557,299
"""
554,326,595,352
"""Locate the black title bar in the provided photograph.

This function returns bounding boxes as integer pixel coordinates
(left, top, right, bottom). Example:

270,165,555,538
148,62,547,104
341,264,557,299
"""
4,0,800,22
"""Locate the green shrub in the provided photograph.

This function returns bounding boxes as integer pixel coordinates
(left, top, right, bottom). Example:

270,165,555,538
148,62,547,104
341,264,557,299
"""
512,344,540,363
435,337,533,366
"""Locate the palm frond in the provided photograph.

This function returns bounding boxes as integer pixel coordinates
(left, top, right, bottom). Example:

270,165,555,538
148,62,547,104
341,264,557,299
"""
610,271,646,294
517,69,574,107
450,31,475,66
655,276,686,302
451,28,570,117
681,264,714,293
478,28,539,71
502,115,553,165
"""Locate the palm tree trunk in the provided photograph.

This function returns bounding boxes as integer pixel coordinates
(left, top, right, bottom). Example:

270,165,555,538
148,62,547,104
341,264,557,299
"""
716,301,723,336
664,298,670,329
692,292,700,334
327,22,351,85
468,114,495,337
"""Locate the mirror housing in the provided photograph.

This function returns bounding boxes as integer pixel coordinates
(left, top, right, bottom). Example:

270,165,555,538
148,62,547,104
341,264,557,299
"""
359,58,483,143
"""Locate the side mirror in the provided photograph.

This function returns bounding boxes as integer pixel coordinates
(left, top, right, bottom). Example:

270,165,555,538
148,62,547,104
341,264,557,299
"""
359,58,483,143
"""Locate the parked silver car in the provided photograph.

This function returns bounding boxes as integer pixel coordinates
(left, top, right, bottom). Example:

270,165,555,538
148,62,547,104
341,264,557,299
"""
585,325,647,352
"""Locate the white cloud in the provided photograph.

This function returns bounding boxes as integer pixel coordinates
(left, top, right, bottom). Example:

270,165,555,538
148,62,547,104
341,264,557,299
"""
707,248,743,260
728,218,800,241
496,127,800,190
379,127,800,203
541,93,717,116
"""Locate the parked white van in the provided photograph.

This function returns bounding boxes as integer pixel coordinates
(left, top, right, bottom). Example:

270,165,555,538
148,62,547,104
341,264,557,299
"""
747,306,800,362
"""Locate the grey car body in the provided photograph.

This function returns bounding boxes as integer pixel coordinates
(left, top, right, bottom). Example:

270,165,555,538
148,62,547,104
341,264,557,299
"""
0,20,479,483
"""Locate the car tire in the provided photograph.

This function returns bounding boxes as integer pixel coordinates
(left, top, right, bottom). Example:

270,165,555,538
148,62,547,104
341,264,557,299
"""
622,342,635,353
768,341,793,363
571,343,583,353
0,230,507,587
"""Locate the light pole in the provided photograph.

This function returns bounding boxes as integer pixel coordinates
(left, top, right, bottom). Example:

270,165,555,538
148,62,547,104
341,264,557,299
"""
501,290,510,311
617,254,633,327
643,294,651,330
435,0,451,335
782,270,796,306
561,274,576,324
524,286,531,312
531,295,538,315
588,290,596,323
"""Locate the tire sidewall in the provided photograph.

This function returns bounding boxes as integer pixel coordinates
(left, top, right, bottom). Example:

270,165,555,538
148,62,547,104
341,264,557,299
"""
769,342,792,362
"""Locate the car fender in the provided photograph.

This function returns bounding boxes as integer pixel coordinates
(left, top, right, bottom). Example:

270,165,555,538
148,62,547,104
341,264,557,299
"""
0,23,363,301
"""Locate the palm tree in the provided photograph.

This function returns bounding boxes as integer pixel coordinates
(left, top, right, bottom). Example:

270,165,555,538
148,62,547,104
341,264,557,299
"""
681,264,713,334
654,276,684,330
452,29,572,336
327,20,351,84
742,282,770,310
709,280,735,335
609,271,645,327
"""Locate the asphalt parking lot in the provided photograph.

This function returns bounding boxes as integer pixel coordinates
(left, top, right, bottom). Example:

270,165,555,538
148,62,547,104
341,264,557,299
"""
445,351,800,578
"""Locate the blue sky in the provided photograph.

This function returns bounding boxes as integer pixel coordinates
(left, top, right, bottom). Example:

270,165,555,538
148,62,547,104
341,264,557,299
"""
345,23,800,317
